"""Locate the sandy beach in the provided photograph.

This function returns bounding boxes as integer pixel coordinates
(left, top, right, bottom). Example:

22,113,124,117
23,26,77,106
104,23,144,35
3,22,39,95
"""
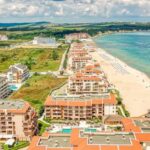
88,40,150,117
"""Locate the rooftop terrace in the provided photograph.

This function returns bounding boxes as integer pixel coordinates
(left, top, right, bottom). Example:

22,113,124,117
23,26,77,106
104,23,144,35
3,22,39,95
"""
39,136,71,148
134,120,150,128
51,83,110,101
0,100,25,110
52,93,110,101
81,132,135,145
134,120,150,133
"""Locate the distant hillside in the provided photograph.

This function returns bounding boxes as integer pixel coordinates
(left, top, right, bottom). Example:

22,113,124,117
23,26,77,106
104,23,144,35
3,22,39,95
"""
0,22,150,40
0,22,49,27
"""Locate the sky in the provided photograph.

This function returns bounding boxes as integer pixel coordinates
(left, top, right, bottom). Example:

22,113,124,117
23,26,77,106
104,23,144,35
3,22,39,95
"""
0,0,150,23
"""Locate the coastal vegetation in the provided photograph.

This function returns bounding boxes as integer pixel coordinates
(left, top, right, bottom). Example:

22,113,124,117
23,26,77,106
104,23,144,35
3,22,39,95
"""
1,22,150,41
2,141,29,150
87,117,102,124
38,120,50,135
112,89,130,117
0,44,69,72
10,74,67,112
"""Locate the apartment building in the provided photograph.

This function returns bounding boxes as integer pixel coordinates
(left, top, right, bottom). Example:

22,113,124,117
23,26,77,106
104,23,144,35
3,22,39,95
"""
44,93,117,120
6,64,29,83
68,44,92,71
67,63,109,95
65,33,90,41
69,56,92,71
0,100,37,141
0,34,8,41
0,77,10,99
68,43,89,58
28,118,150,150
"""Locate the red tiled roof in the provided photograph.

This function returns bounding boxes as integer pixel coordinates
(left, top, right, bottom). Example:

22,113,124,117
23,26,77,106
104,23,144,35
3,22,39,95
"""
122,118,142,133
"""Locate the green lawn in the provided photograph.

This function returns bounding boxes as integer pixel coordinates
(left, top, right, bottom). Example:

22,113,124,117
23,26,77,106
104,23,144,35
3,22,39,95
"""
0,44,69,72
10,74,67,112
2,141,29,150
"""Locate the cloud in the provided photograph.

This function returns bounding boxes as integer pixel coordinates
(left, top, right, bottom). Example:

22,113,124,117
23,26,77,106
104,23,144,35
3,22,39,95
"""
0,0,149,22
25,5,39,16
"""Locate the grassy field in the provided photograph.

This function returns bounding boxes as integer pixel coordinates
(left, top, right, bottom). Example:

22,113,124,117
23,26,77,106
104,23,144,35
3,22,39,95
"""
0,40,28,47
10,74,67,112
0,44,69,72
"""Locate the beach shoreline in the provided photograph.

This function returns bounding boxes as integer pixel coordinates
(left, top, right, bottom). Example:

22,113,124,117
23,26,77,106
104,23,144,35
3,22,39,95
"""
88,39,150,117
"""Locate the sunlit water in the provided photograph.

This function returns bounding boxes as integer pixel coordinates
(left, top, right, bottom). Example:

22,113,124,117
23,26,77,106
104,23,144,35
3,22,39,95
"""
94,32,150,77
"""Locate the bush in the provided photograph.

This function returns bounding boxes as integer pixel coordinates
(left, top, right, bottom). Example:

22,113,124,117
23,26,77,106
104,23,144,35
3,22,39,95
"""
44,117,51,123
114,126,122,131
116,97,122,105
38,105,44,117
24,83,30,87
122,105,130,117
52,50,59,60
38,121,49,135
34,72,40,76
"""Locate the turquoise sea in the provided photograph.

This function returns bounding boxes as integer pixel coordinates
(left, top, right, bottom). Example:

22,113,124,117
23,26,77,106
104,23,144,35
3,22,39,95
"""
93,32,150,77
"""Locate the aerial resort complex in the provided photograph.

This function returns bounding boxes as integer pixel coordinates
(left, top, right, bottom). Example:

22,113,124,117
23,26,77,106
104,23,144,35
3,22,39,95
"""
0,20,150,150
0,31,150,150
30,33,150,150
1,0,150,149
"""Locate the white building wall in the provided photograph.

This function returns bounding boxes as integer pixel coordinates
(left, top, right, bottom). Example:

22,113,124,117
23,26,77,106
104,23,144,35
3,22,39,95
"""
104,104,116,116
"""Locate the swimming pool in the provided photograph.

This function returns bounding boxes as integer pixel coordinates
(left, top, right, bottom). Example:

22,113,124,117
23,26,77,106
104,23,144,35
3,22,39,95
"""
8,85,18,91
84,128,97,132
61,128,97,134
62,128,72,134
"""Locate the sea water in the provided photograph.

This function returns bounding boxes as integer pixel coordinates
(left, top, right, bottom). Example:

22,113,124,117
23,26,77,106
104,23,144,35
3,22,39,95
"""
94,32,150,77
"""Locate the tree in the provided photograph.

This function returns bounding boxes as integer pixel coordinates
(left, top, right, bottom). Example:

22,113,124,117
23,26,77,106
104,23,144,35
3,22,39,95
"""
22,56,36,70
52,50,59,60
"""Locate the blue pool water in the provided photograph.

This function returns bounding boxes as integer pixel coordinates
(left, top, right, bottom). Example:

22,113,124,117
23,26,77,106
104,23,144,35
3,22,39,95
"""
93,32,150,77
62,128,72,134
84,128,97,132
61,128,97,133
8,85,18,91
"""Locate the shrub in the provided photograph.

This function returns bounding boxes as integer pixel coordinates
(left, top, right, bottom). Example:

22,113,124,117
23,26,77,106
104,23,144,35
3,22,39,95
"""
52,50,59,60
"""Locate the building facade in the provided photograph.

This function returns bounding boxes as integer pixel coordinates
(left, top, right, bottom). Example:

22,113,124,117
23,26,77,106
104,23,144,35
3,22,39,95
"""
44,94,117,120
68,42,92,71
65,33,90,41
67,63,109,95
0,100,37,141
0,77,10,99
6,64,29,83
